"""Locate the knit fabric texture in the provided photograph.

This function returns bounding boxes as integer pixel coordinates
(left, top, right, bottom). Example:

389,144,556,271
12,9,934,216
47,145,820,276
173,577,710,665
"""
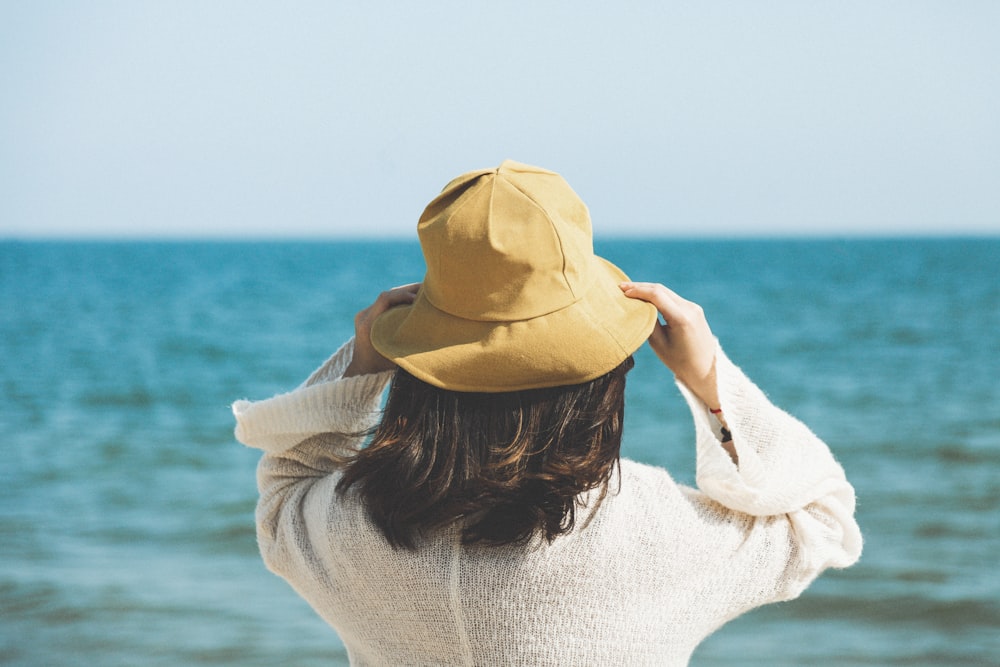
232,339,862,666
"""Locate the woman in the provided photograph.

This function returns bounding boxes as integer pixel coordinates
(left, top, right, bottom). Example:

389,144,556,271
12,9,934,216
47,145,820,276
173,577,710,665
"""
233,160,862,665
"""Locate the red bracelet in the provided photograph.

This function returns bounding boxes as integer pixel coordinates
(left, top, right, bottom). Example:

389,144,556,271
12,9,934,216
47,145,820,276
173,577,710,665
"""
709,407,723,414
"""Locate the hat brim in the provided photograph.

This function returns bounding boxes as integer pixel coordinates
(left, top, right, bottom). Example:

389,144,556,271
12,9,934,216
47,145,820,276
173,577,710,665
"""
370,256,658,392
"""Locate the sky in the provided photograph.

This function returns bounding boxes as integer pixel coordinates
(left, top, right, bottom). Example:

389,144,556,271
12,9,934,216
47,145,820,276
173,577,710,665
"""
1,1,998,239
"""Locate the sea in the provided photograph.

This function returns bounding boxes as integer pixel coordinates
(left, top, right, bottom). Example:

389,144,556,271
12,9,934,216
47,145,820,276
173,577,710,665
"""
2,238,997,666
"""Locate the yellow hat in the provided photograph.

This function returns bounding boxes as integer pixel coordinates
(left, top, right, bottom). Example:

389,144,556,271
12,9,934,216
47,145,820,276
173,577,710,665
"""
370,160,657,392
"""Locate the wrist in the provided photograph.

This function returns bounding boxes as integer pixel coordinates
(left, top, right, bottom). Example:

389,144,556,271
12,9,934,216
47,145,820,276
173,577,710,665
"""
344,350,391,378
709,405,730,430
677,356,719,410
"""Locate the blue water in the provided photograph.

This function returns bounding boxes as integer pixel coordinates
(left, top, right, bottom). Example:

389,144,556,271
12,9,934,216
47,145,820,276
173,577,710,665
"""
2,239,997,666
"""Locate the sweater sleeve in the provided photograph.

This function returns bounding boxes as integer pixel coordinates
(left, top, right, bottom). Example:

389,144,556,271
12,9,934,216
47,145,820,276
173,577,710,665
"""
678,343,863,598
231,338,393,578
232,338,393,454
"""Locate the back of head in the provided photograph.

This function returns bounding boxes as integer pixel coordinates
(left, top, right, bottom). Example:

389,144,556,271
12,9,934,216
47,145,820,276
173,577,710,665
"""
338,356,634,549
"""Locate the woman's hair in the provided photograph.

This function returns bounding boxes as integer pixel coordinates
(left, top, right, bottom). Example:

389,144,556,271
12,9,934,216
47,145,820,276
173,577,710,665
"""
336,356,634,550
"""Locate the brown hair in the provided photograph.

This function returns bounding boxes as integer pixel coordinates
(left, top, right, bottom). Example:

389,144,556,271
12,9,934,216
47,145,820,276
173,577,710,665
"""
336,356,634,550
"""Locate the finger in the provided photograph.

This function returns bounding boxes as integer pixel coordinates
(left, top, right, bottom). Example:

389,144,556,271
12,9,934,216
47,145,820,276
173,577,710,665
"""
619,281,683,306
646,321,671,356
393,281,422,295
370,283,421,316
647,318,669,343
380,282,421,303
619,281,687,323
354,285,416,332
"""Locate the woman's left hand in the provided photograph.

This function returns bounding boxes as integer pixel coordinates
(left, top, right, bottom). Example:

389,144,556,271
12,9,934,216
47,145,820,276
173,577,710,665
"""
343,283,421,378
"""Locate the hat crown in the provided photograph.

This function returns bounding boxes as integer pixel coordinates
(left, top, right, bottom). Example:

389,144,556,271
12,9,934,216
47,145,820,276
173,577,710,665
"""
418,160,594,322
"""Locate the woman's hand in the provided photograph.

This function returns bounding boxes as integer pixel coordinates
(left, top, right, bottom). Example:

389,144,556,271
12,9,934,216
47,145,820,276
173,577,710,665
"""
619,281,720,410
343,283,421,378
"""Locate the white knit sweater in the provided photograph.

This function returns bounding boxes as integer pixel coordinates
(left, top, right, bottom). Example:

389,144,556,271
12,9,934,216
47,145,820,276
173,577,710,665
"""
233,339,862,666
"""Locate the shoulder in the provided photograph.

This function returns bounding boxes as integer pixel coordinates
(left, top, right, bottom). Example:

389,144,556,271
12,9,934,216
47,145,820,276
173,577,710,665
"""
618,458,678,491
608,459,691,515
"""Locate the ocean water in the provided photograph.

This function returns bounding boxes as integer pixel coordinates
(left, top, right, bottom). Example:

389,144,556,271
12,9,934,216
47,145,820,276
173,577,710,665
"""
1,238,997,666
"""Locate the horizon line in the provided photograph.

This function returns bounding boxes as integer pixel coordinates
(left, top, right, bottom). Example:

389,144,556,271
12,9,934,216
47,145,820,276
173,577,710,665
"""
3,230,998,243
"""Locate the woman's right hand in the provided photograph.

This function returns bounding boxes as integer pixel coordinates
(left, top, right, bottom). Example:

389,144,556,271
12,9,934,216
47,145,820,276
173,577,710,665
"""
343,283,421,378
619,281,721,410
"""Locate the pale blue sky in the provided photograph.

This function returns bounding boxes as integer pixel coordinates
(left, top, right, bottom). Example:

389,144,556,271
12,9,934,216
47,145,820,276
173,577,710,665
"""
2,1,998,238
